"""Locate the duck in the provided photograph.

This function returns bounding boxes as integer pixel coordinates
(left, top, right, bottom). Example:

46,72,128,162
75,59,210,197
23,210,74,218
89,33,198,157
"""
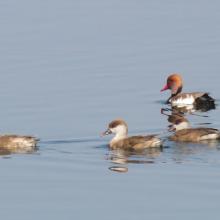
160,73,215,108
168,118,220,142
0,135,38,154
101,119,162,150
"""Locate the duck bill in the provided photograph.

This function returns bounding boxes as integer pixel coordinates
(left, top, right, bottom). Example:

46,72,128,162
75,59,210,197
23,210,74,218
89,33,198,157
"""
168,124,176,132
101,128,112,137
160,84,169,92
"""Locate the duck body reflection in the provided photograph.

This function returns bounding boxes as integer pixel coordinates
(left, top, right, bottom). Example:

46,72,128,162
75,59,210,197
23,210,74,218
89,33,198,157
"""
107,147,163,173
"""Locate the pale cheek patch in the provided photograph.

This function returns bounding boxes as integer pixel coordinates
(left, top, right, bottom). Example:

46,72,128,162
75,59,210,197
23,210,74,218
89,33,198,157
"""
151,139,162,147
175,122,190,131
110,128,116,133
114,125,127,134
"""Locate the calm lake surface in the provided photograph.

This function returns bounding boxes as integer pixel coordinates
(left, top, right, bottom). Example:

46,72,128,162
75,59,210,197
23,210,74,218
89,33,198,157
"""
1,0,220,219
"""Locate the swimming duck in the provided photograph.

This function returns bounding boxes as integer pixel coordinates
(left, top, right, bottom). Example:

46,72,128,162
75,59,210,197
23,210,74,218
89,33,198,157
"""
0,135,38,153
160,73,215,108
169,118,220,142
102,119,162,150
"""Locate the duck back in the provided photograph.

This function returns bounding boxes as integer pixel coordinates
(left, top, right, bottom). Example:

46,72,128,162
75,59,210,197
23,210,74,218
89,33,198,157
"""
169,128,220,142
110,135,162,150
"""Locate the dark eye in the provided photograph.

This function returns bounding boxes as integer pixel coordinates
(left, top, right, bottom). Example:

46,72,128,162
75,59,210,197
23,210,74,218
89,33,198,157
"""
167,80,174,87
176,119,181,125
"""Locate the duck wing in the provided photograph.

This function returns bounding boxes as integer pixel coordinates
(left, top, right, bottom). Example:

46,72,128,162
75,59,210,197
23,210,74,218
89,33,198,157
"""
170,93,205,104
123,135,161,149
171,128,220,142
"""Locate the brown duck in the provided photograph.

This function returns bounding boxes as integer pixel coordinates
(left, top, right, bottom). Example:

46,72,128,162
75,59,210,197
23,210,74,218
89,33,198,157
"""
169,118,220,142
0,135,38,153
102,119,162,150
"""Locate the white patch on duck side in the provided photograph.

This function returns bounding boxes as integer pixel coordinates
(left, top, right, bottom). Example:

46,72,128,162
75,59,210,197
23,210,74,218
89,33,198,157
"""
151,139,162,147
171,94,195,106
200,133,220,140
13,137,36,149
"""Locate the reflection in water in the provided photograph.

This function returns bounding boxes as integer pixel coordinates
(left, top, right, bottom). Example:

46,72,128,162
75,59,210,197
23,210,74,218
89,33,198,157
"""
169,101,216,114
107,147,162,173
170,140,220,164
109,166,128,173
173,141,220,155
0,146,38,156
161,108,189,124
162,106,212,118
161,107,211,129
106,139,220,168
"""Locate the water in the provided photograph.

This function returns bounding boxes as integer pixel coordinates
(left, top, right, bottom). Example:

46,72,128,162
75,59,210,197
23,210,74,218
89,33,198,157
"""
1,0,220,219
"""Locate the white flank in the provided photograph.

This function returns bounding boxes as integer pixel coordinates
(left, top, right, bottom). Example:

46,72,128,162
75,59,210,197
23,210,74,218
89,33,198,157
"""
152,139,162,147
200,134,219,140
171,95,195,106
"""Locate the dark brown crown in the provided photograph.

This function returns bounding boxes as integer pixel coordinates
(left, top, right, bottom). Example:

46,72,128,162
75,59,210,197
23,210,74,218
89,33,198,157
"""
108,119,127,129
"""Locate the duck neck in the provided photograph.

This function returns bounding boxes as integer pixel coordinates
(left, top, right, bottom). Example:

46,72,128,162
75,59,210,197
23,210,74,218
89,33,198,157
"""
172,86,182,96
167,86,182,103
175,121,190,131
111,133,127,143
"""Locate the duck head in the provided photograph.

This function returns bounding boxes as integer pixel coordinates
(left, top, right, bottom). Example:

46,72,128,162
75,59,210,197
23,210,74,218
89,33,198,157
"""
161,73,183,96
168,118,190,132
102,119,128,140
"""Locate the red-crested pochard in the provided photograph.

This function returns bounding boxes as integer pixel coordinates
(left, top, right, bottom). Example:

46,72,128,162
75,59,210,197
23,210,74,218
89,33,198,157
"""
102,119,162,150
161,74,215,107
0,135,38,153
169,118,220,142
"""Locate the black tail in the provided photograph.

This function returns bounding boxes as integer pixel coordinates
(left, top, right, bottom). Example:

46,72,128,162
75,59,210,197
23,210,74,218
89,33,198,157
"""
195,93,215,112
201,93,215,102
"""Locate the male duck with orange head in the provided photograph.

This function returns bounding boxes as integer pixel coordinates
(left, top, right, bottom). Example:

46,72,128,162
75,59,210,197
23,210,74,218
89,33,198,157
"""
160,73,215,107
